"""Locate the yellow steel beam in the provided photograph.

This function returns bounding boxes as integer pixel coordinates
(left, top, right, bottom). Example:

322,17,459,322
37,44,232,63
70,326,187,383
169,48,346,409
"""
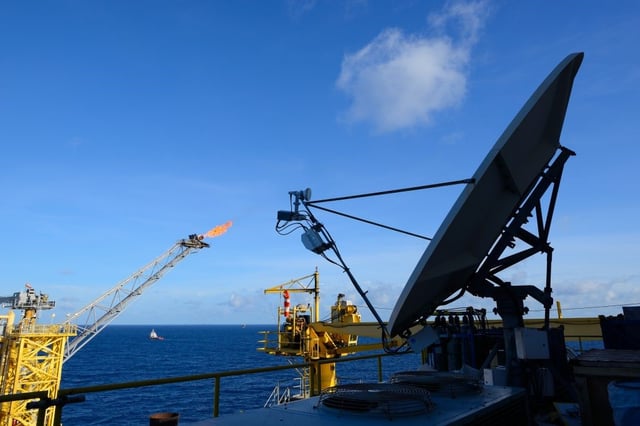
314,317,602,344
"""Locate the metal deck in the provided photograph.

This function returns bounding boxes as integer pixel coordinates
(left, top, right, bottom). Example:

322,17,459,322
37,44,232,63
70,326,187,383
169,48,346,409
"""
188,385,527,425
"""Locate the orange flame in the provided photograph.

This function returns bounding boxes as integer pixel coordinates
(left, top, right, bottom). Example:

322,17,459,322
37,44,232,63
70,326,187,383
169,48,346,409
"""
201,220,233,239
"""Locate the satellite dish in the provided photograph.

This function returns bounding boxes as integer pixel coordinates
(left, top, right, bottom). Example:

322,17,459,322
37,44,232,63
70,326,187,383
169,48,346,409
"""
304,188,312,202
388,53,584,337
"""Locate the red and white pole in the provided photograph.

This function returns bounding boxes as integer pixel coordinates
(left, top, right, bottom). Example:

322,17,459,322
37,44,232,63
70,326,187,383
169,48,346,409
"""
283,290,291,318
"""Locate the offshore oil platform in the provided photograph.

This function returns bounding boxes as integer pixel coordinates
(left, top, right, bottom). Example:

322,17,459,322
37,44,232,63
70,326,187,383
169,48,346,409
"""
0,222,231,426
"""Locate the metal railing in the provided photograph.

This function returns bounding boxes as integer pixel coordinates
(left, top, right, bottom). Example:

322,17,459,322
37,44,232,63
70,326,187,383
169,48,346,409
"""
2,352,402,426
0,391,49,426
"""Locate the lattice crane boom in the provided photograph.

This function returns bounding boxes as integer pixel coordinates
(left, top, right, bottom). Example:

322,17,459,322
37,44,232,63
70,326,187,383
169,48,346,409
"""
63,221,232,362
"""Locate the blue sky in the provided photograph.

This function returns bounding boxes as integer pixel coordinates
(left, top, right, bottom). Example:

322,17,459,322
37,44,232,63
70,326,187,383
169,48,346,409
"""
1,0,639,326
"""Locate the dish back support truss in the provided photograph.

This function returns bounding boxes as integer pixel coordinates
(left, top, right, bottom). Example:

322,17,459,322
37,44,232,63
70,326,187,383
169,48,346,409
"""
467,146,575,329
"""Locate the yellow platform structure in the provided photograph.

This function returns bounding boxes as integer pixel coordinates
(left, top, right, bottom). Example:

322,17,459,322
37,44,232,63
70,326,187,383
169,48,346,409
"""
0,311,77,426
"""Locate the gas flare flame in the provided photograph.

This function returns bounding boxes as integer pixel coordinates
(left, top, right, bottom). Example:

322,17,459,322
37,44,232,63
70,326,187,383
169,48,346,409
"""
200,221,233,239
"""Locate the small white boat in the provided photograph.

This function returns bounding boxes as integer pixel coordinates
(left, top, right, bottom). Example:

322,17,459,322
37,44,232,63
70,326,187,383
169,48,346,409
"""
149,329,164,340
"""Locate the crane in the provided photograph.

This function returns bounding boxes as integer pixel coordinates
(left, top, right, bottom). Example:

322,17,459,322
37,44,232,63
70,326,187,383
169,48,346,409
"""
63,221,232,362
259,270,403,399
0,221,232,426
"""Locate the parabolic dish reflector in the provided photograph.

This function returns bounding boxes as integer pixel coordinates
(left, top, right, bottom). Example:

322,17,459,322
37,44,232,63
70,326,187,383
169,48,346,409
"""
388,53,584,337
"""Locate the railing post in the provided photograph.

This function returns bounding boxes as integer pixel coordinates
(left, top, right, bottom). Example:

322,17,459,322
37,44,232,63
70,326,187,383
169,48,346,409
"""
316,362,322,395
309,363,316,396
377,355,383,382
213,376,220,418
35,401,48,426
53,399,64,426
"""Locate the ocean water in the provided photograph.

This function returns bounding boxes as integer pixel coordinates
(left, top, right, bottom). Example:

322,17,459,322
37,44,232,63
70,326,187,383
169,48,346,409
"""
59,325,418,425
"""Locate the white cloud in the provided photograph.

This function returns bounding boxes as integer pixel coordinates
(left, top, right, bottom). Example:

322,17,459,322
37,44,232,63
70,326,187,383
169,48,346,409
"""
287,0,317,19
428,0,488,45
336,0,490,133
